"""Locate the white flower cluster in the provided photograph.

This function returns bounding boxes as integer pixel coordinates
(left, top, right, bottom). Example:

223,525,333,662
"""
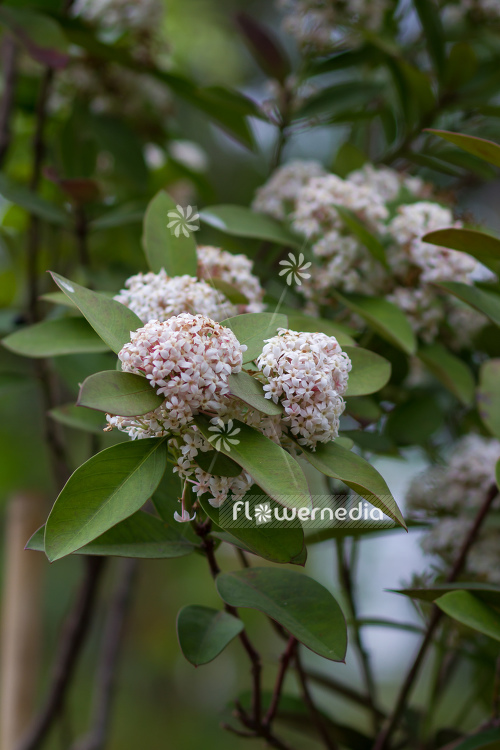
254,160,491,343
72,0,164,37
197,245,265,314
278,0,391,52
114,271,237,325
252,160,326,221
106,314,251,510
257,329,351,448
407,435,500,584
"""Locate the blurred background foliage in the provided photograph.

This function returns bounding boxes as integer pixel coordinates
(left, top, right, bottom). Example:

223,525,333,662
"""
2,0,500,747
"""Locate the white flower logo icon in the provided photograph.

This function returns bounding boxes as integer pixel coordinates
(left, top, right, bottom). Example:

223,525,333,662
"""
279,252,312,286
167,204,200,238
207,418,241,452
254,503,272,524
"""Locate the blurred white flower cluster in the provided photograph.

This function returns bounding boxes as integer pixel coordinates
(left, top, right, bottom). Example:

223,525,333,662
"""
257,329,351,448
407,435,500,583
72,0,164,37
197,245,266,313
253,160,491,344
278,0,392,52
114,271,238,324
115,246,265,323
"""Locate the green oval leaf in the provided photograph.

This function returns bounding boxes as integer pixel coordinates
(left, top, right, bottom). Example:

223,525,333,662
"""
426,129,500,169
333,291,416,355
344,347,391,397
300,441,406,529
142,190,198,276
393,582,500,608
477,359,500,439
207,278,248,305
194,415,311,511
176,605,244,666
435,590,500,642
2,318,110,358
413,0,445,78
50,272,143,354
449,729,500,750
27,511,195,559
194,450,242,477
227,371,283,415
216,567,347,661
418,343,475,406
45,438,167,561
423,227,500,273
0,173,69,225
200,205,301,248
220,312,288,363
0,6,69,68
78,370,164,417
49,404,106,434
435,281,500,328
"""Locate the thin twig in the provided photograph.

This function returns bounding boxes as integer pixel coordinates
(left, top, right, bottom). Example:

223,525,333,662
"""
15,558,106,750
0,35,18,167
302,668,386,719
70,559,137,750
294,648,338,750
373,484,499,750
336,538,380,733
264,636,297,728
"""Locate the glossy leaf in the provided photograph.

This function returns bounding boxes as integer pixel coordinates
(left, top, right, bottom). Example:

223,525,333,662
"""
194,415,311,511
435,590,500,642
394,582,500,609
2,318,109,358
49,404,106,434
28,512,195,558
435,281,500,328
344,347,391,397
203,493,306,566
300,441,406,528
194,451,242,477
418,343,475,406
220,312,288,363
385,394,443,445
45,438,167,561
206,278,248,305
413,0,445,77
333,291,416,355
426,130,500,169
199,205,301,248
78,371,164,417
50,272,142,353
449,729,500,750
216,567,347,661
177,605,243,666
142,190,198,276
227,371,282,415
477,359,500,439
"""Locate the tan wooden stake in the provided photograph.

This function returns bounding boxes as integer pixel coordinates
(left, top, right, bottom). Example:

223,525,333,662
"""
1,493,46,750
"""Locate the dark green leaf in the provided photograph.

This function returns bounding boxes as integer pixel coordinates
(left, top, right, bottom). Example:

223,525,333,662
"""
200,205,301,248
418,343,475,406
45,438,167,561
194,450,242,477
435,281,500,328
27,511,194,558
344,347,391,397
413,0,445,77
334,205,387,268
385,394,443,445
78,371,164,417
235,12,290,83
227,371,282,415
477,359,500,439
50,272,143,353
393,583,500,609
449,729,500,750
333,291,416,354
2,318,109,358
0,173,68,225
300,441,406,528
194,415,311,511
221,312,288,363
177,605,243,666
142,190,198,276
423,228,500,274
426,130,500,169
206,278,248,305
296,81,383,121
216,567,347,661
0,6,69,68
435,590,500,642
